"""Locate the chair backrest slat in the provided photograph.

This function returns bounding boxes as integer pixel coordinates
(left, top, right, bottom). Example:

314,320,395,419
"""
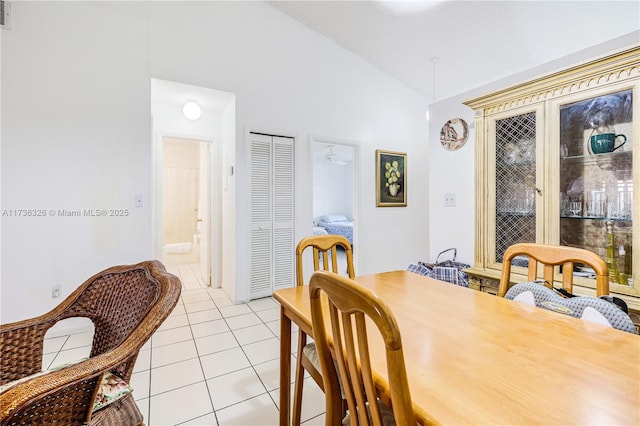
356,313,381,426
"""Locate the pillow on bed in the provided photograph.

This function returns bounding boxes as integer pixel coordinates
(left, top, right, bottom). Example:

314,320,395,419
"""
313,226,329,236
318,214,348,223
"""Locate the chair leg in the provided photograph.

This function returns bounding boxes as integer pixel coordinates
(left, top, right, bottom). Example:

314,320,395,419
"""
292,330,307,426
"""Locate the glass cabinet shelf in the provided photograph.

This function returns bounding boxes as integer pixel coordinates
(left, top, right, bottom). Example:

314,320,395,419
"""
499,160,536,166
560,150,632,168
560,215,632,222
497,212,535,217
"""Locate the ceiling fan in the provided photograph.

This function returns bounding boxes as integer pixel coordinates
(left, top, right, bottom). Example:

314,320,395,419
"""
325,145,348,166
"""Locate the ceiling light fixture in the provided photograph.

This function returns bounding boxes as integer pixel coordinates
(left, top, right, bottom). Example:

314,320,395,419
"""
182,100,202,121
375,0,447,15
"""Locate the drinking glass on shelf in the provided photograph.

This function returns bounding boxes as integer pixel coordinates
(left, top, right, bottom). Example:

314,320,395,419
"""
621,198,633,220
585,191,605,217
521,139,535,162
569,200,582,217
560,192,569,216
526,188,535,214
504,143,519,164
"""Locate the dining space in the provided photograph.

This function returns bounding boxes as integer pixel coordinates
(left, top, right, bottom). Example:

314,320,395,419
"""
275,238,640,426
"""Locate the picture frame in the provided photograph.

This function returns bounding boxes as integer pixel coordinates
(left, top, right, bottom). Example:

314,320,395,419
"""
376,149,407,207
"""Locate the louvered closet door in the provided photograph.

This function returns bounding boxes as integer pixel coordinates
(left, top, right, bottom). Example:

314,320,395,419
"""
249,133,294,299
272,136,294,291
250,134,273,298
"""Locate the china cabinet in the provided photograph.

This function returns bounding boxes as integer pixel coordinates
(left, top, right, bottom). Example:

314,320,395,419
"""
463,47,640,320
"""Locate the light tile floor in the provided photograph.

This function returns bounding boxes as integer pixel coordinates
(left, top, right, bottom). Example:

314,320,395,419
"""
42,274,327,425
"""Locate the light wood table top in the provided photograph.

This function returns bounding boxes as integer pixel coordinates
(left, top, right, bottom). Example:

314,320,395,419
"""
274,270,640,425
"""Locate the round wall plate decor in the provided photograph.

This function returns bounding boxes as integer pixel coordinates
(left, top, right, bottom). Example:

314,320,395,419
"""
440,118,469,151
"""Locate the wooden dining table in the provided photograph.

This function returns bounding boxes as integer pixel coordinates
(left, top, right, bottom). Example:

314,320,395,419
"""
273,270,640,425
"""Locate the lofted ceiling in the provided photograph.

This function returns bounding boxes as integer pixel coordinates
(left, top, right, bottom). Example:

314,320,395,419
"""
268,1,640,102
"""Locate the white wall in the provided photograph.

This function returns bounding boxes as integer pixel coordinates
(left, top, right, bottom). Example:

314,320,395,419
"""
1,1,429,320
1,2,152,323
428,32,640,267
313,159,354,221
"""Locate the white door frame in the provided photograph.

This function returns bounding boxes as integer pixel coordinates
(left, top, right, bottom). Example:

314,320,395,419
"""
152,131,220,286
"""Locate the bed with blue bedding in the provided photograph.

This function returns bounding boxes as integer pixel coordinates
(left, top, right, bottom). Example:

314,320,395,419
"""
317,214,353,245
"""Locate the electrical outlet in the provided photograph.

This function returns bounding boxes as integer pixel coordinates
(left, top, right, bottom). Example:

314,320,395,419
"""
52,285,61,299
444,193,456,207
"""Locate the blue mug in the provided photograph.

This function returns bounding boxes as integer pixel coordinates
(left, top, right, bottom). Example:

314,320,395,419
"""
590,133,626,154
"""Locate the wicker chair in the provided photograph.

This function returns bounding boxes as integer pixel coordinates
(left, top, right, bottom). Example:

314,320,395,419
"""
0,260,182,425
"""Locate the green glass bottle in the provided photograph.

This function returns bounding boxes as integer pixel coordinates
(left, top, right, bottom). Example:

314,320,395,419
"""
605,220,623,284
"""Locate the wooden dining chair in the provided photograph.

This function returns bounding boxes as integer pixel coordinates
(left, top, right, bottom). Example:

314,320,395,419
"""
292,235,355,425
498,243,609,297
309,270,416,426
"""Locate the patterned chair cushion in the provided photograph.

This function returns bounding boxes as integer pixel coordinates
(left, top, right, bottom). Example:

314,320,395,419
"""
0,359,133,413
303,342,347,398
93,372,134,411
302,342,320,369
505,282,637,334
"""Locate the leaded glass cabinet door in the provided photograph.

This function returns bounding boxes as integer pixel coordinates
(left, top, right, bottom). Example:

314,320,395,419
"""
554,84,636,293
487,105,544,268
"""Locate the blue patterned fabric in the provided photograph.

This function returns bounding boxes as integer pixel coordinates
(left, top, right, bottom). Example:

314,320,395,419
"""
318,221,353,245
407,262,469,287
505,282,638,334
431,266,469,288
406,263,431,277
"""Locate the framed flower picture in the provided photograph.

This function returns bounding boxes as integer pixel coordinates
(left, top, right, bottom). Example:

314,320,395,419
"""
376,149,407,207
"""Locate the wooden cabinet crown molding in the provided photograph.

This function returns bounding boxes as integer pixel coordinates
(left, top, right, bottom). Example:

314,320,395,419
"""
464,46,640,115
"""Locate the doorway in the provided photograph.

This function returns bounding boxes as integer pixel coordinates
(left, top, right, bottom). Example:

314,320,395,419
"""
310,138,358,272
162,137,211,288
151,78,236,297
